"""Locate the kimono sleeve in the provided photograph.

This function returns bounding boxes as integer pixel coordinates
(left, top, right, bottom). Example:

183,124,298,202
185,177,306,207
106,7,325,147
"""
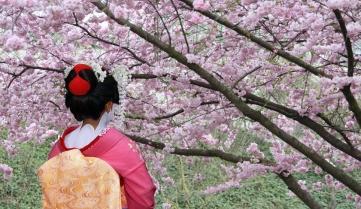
100,135,156,209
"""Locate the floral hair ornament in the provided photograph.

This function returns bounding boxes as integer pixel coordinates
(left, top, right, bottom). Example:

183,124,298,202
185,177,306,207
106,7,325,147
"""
65,62,107,96
111,64,131,129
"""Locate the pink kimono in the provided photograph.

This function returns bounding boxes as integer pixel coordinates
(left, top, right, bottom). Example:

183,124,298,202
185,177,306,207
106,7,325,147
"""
48,126,156,209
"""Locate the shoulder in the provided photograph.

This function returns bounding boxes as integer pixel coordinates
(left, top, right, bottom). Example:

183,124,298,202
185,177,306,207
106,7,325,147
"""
78,127,131,156
103,127,139,150
101,128,142,156
48,126,78,159
99,129,145,175
103,127,132,143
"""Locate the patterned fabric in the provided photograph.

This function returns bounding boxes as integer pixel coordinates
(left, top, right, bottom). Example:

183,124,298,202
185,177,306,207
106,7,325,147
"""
37,149,121,209
48,126,156,209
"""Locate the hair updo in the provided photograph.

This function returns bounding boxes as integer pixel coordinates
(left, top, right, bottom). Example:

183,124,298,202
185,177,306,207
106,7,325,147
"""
64,65,120,121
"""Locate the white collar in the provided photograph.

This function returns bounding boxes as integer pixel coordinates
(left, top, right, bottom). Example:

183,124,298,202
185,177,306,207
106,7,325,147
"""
64,112,110,149
80,110,109,135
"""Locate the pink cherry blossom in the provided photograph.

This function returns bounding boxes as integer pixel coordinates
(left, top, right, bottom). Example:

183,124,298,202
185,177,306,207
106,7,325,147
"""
347,22,361,37
242,0,257,6
193,0,210,11
4,35,25,51
326,0,358,9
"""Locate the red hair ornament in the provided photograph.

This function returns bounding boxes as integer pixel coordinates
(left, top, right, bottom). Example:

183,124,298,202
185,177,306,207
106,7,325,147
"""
67,64,93,96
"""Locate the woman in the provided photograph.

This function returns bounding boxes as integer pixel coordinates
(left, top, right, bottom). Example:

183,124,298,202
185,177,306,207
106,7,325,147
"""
39,63,156,209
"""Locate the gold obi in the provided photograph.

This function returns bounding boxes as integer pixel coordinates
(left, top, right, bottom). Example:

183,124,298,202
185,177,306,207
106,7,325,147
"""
37,149,121,209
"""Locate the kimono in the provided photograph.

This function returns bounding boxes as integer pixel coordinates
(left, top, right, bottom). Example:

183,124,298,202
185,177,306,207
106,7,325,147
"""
42,124,156,209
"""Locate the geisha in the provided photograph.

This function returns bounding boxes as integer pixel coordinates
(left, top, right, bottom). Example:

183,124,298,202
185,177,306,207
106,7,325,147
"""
37,63,156,209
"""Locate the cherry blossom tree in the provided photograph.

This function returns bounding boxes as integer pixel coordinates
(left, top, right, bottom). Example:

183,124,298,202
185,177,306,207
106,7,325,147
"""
1,0,361,208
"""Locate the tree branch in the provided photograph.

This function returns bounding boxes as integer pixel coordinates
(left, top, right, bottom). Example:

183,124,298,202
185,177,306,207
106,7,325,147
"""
48,100,61,110
243,93,361,160
69,13,151,66
333,9,361,128
178,0,331,78
232,66,261,89
93,1,361,195
5,65,63,88
147,0,172,46
170,0,190,53
340,86,361,128
126,133,323,208
278,172,323,209
318,113,354,148
130,72,216,90
18,64,63,73
6,67,28,88
130,72,361,160
125,100,219,120
125,134,272,164
333,9,355,77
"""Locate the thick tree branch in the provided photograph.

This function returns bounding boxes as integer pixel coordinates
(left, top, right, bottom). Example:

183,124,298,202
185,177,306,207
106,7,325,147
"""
93,1,361,195
333,9,355,77
125,134,272,164
341,86,361,128
278,172,323,209
333,10,361,128
130,73,159,79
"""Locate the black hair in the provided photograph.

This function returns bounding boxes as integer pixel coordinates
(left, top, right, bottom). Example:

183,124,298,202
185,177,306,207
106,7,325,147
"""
65,69,119,121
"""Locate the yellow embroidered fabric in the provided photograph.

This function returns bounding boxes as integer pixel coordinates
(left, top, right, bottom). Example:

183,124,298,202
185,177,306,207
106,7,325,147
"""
37,149,121,209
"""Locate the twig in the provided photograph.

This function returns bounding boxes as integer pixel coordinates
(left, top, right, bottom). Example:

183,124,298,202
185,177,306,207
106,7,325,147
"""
318,113,354,148
232,66,261,88
170,0,190,53
147,0,172,46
